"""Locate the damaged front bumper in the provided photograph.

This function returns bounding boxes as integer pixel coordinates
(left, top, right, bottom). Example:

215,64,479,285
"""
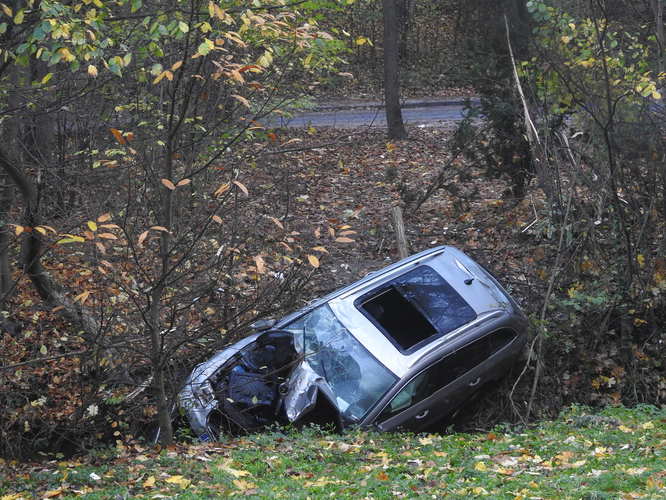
178,330,343,440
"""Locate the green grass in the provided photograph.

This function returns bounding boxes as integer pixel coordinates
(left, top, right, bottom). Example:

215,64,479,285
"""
1,405,665,499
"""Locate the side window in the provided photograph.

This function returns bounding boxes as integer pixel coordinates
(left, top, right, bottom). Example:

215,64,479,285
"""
377,329,517,421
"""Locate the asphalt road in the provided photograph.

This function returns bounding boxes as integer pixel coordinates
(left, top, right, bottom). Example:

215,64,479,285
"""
271,100,475,129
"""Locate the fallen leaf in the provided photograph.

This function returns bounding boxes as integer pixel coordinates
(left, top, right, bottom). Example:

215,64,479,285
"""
161,178,176,190
220,459,251,478
254,255,266,274
307,254,320,268
143,475,156,488
335,237,355,243
165,475,191,489
110,128,125,145
268,216,284,229
232,180,249,196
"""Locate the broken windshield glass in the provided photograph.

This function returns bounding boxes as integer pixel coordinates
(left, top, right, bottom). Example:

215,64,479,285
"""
284,304,397,422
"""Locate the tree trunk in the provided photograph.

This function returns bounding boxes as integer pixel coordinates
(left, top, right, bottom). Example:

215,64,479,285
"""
651,0,664,77
0,174,13,298
383,0,407,139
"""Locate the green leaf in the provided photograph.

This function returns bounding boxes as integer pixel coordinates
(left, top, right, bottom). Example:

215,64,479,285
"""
40,344,47,355
13,8,24,24
0,23,7,35
178,21,189,33
130,0,142,13
197,38,214,56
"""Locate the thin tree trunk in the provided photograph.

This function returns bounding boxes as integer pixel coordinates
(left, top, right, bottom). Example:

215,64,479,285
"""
652,0,664,77
383,0,407,139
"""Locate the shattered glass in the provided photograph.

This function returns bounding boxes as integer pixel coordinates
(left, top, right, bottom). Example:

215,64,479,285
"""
284,305,397,422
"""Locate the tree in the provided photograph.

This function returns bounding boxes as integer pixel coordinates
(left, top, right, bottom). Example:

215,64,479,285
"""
383,0,407,139
0,0,345,452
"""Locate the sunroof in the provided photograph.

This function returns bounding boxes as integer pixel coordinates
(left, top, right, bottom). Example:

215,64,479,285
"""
357,266,477,352
360,286,437,350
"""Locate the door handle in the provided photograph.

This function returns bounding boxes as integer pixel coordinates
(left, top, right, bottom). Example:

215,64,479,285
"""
469,377,481,387
415,409,429,420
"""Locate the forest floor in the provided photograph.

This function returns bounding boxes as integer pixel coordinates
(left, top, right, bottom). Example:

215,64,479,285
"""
244,126,543,310
1,405,664,499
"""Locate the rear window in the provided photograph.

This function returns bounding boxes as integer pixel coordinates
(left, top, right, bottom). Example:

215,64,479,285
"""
356,266,476,352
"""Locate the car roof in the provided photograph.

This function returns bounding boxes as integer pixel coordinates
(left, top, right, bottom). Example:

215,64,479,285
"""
276,246,517,378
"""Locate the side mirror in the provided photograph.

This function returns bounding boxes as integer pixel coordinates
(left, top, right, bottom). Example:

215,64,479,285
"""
250,318,277,331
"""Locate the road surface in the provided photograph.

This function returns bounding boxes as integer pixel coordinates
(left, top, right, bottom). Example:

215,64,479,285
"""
269,99,477,129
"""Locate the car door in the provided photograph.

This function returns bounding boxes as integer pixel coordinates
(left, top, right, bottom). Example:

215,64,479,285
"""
374,329,518,432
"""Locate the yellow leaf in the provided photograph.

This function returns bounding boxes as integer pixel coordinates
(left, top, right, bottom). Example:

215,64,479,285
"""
335,237,355,243
165,475,191,488
214,183,230,197
254,255,266,274
161,178,176,190
143,476,156,488
418,436,434,445
618,425,633,433
110,128,125,145
35,226,47,235
307,254,320,268
42,489,63,498
0,3,12,17
56,235,85,244
88,65,98,78
232,180,249,196
642,421,654,430
474,461,487,471
171,60,183,71
652,91,662,100
220,459,251,478
137,230,149,246
311,246,328,253
637,254,645,268
232,479,256,490
74,290,91,304
153,70,168,84
87,221,98,232
1,493,25,500
14,225,24,236
231,94,251,108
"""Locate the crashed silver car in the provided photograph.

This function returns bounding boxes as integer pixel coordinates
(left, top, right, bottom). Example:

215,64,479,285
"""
178,246,527,440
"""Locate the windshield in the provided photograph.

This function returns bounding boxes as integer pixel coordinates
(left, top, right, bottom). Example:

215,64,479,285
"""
284,304,398,422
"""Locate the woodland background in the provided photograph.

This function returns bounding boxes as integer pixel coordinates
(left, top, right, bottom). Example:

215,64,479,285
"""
0,0,664,458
